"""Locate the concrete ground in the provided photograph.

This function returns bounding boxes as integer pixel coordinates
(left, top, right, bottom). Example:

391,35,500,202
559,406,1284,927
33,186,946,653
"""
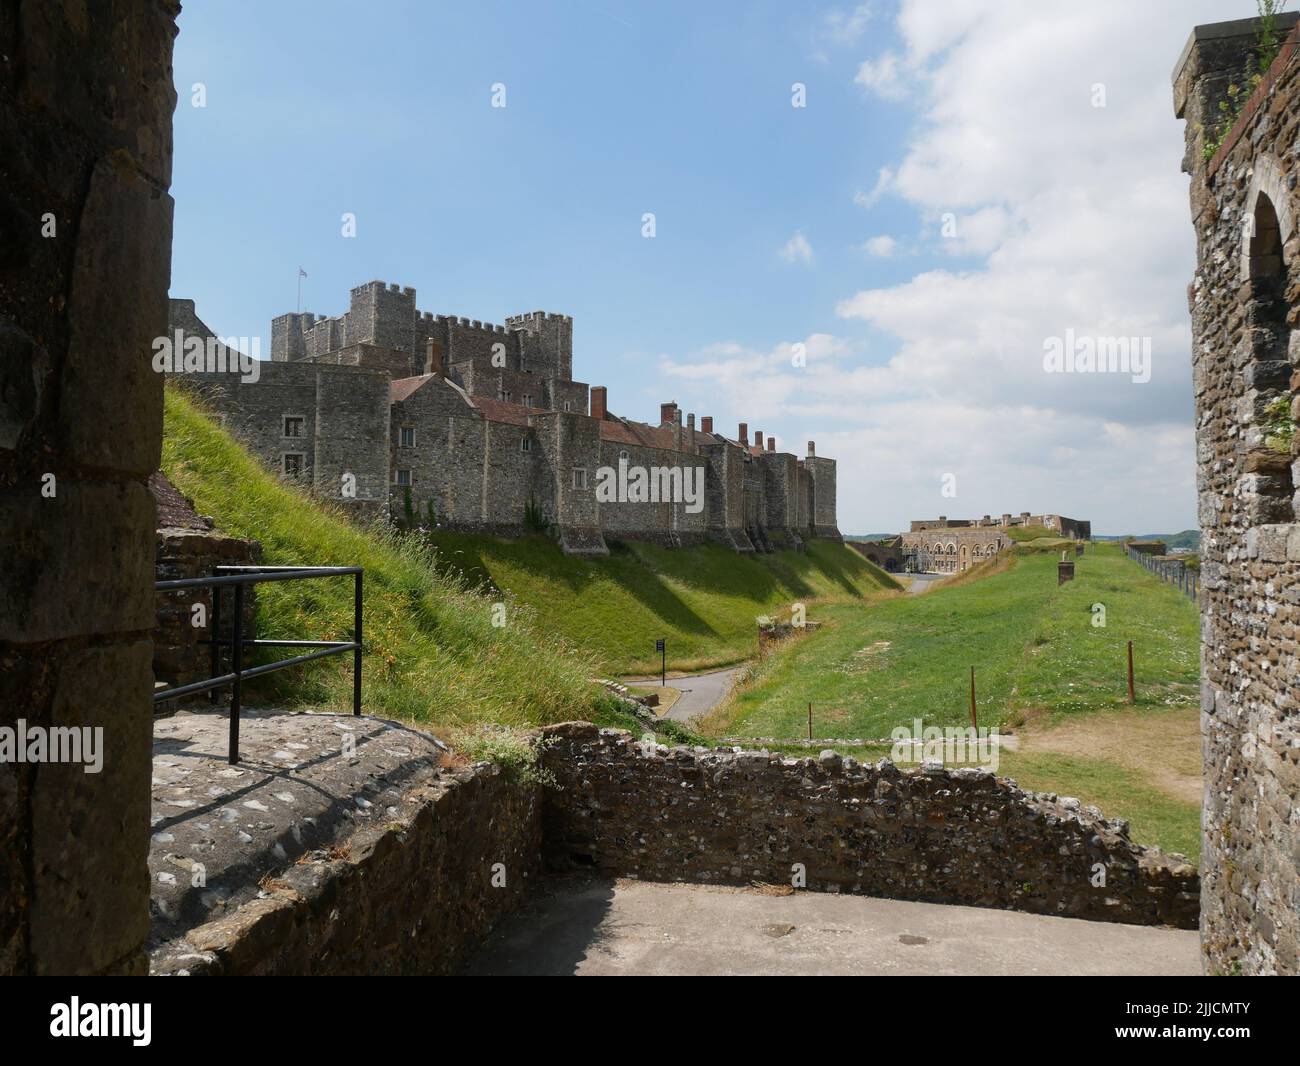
464,877,1200,976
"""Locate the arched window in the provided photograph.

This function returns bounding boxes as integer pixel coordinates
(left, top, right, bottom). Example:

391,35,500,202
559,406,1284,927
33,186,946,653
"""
1243,178,1296,523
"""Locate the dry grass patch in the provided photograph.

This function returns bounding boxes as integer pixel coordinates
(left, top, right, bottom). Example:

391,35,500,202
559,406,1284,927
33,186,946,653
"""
1015,703,1200,805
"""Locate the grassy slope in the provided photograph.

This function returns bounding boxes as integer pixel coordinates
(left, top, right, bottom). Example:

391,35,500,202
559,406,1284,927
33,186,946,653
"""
162,386,609,731
422,530,900,674
708,545,1197,737
703,543,1201,856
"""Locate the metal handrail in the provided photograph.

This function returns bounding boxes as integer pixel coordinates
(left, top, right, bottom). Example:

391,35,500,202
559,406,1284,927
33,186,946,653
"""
153,565,363,763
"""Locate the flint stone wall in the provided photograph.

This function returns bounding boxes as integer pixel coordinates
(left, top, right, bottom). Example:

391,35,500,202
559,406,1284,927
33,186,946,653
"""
538,724,1199,929
1174,13,1300,974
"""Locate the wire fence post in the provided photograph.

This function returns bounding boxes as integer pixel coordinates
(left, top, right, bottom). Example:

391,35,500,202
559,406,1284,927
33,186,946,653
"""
1127,640,1135,706
970,666,978,729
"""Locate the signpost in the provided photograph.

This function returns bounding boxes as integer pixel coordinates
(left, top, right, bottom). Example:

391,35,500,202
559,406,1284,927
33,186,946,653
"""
656,638,666,687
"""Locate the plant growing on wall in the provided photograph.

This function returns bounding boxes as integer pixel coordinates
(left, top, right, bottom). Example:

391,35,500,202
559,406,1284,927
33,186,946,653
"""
523,496,547,532
402,484,416,527
1202,1,1289,161
1264,392,1295,453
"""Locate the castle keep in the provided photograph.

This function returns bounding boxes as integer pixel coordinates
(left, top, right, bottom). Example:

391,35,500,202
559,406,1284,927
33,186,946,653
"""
169,282,840,555
1174,12,1300,975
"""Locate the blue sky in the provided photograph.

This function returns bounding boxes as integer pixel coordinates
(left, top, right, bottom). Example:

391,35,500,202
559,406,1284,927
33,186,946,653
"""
172,0,1253,534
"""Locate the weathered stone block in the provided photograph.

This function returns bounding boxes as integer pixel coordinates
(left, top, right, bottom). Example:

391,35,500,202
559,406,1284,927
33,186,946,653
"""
0,480,155,643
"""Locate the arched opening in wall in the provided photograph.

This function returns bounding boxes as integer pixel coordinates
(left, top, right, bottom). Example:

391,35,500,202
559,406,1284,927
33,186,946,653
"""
1244,191,1296,523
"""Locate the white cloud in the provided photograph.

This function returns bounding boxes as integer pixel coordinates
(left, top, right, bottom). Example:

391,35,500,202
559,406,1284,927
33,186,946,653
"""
855,51,905,99
853,166,894,209
862,235,897,257
662,0,1239,533
822,3,875,46
780,230,814,264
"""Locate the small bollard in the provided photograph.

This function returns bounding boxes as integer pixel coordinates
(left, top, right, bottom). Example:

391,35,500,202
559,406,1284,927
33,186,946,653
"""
1058,551,1075,585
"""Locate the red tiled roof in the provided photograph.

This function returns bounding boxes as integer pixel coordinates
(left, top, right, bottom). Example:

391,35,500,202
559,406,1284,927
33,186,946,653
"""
471,396,533,427
390,375,434,403
719,436,768,457
598,417,681,451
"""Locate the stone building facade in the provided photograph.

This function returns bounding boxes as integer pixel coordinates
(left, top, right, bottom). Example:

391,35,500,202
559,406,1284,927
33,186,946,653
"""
1174,11,1300,975
910,512,1092,540
171,285,840,555
900,527,1011,574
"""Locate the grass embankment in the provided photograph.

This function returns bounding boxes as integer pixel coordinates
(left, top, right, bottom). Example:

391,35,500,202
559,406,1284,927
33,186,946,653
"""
422,530,900,674
703,543,1201,857
162,386,615,733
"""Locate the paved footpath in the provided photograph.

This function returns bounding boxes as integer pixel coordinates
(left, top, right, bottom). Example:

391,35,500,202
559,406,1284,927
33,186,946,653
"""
661,666,744,723
465,879,1200,977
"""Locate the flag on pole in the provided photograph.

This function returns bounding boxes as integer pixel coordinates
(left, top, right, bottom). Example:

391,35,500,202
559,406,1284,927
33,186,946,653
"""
298,266,308,278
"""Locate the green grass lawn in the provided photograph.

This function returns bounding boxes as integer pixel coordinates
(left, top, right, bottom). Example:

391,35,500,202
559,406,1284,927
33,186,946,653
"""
162,386,613,732
707,544,1197,738
422,530,900,674
702,543,1202,856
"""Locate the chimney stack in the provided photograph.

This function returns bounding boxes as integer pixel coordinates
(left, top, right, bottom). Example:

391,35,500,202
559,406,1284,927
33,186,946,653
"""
660,401,678,426
701,416,713,433
590,385,607,420
687,413,695,430
739,422,749,445
807,440,815,457
426,337,445,377
754,430,764,450
766,436,775,453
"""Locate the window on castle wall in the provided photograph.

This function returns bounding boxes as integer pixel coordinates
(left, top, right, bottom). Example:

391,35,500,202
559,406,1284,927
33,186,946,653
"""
523,395,532,408
563,401,572,412
521,436,531,453
1246,192,1296,522
283,415,305,438
282,453,304,478
572,467,587,490
400,426,415,447
396,469,412,487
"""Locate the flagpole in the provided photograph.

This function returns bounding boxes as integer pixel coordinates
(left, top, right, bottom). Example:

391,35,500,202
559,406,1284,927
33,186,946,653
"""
297,269,302,313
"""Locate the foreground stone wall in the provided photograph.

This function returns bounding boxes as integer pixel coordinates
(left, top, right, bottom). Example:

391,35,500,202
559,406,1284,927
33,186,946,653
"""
0,0,178,975
154,529,259,701
1174,14,1300,974
539,725,1199,929
153,760,541,976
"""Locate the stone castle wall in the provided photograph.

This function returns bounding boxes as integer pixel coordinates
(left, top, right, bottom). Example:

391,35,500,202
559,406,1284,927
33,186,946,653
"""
152,759,542,976
174,292,841,554
154,723,1199,975
1174,12,1300,975
538,725,1198,929
0,0,178,976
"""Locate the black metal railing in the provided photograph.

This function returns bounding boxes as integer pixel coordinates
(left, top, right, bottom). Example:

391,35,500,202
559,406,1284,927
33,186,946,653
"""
153,565,363,763
1126,546,1198,602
